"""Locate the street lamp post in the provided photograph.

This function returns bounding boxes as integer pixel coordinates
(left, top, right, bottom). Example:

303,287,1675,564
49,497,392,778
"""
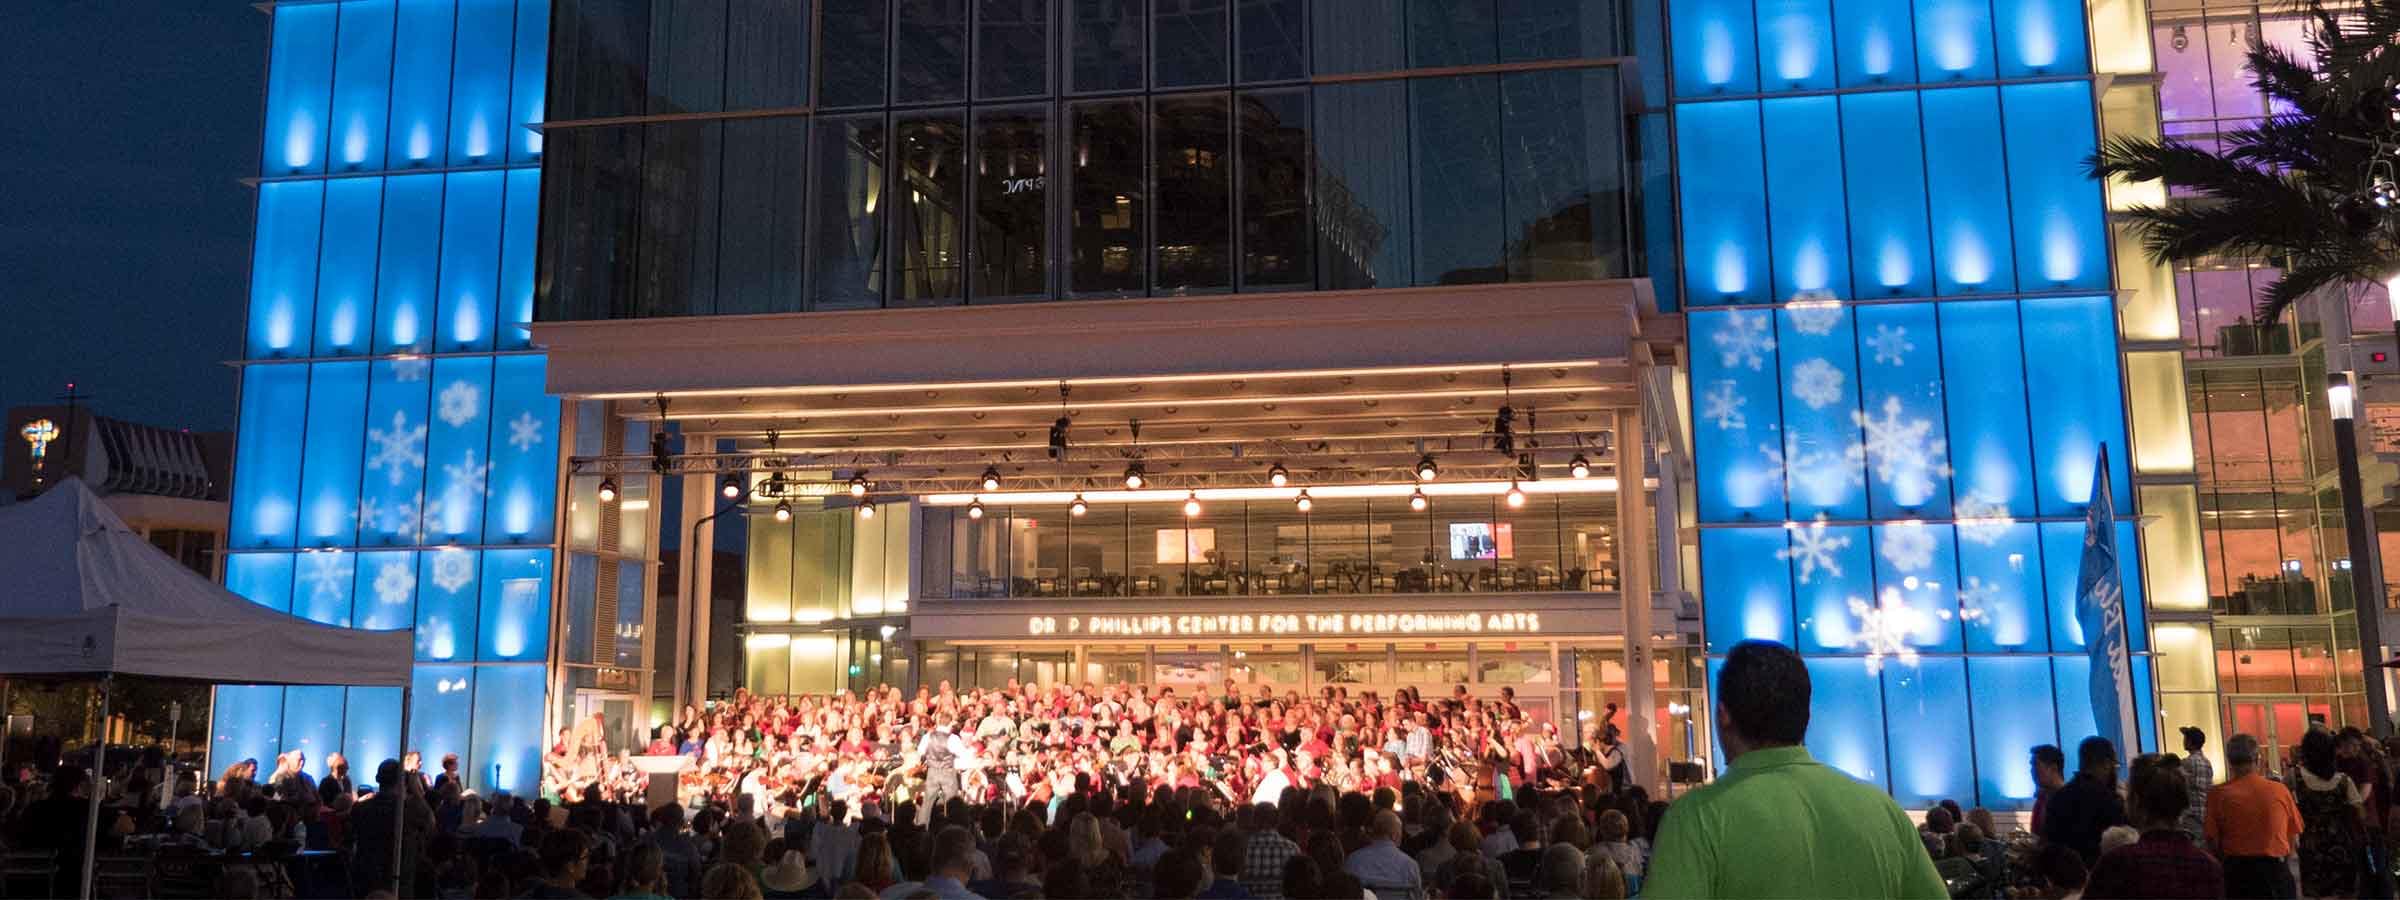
2329,371,2393,736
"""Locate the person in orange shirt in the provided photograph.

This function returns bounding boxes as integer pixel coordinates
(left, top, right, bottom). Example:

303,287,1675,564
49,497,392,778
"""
2204,733,2303,899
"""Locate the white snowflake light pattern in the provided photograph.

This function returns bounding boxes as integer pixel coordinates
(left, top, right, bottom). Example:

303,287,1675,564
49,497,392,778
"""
442,449,494,501
392,357,430,382
431,547,475,593
1852,396,1952,501
1785,294,1844,336
1848,588,1928,674
1777,514,1852,584
437,380,482,428
506,411,544,453
366,410,428,486
1879,520,1937,572
297,552,349,603
1866,324,1915,366
1766,434,1864,500
1710,312,1777,371
372,561,416,607
1954,576,1998,625
1954,494,2017,545
1702,380,1748,431
1790,358,1846,410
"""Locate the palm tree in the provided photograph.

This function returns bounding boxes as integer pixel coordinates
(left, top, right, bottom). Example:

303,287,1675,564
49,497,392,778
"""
2088,0,2400,325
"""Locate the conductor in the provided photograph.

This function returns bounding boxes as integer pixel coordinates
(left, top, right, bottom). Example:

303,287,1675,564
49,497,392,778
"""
915,716,969,825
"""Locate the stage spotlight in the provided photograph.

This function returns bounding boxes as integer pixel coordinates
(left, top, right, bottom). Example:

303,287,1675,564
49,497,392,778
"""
1568,453,1592,479
650,431,674,473
1268,464,1289,488
980,466,1002,492
720,474,743,499
1415,455,1439,482
597,478,619,504
773,500,793,523
1124,463,1146,489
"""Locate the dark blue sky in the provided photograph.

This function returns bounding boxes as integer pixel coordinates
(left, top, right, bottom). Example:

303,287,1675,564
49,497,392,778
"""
0,2,262,433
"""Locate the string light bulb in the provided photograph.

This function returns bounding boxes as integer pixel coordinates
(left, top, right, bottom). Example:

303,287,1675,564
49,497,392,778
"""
848,473,869,498
1069,494,1089,516
1124,463,1146,489
857,498,877,519
720,474,743,499
1415,455,1439,482
1506,482,1527,508
967,499,986,520
979,466,1002,492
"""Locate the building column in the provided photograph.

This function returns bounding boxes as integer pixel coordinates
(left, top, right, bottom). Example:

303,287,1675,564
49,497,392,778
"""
1617,405,1659,790
676,463,719,711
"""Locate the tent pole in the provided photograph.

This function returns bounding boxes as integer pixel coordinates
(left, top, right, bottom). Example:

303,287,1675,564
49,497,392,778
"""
80,674,111,900
392,684,412,898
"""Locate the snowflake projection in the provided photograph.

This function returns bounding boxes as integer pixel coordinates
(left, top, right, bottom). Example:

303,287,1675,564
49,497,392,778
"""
506,411,545,453
1953,493,2016,546
353,495,384,530
392,357,430,382
1851,396,1952,501
1879,520,1938,572
1701,380,1748,431
1952,576,1998,625
371,560,416,608
297,552,349,604
441,449,494,502
419,616,459,661
1790,358,1846,410
1866,324,1915,366
1709,311,1777,371
430,547,475,593
1764,434,1863,500
1777,514,1852,584
437,380,482,428
366,410,428,486
1848,588,1928,674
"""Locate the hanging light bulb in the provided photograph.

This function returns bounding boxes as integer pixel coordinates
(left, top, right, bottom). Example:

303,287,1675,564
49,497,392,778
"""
1506,482,1528,508
1415,455,1439,482
597,478,619,503
1568,453,1592,479
1268,464,1289,488
773,500,793,523
1124,463,1146,489
720,474,743,499
1409,488,1428,512
849,473,870,498
1182,491,1202,517
1069,493,1089,516
1294,490,1313,513
2376,176,2400,208
979,466,1002,492
967,499,986,520
857,498,877,519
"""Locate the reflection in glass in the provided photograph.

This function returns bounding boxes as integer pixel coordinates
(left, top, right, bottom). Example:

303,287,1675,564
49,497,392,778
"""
1069,100,1147,295
810,116,887,309
979,0,1050,98
893,113,967,305
819,0,890,107
1410,0,1498,67
636,122,724,317
1501,0,1619,62
1237,0,1306,82
1154,0,1230,87
973,108,1051,300
718,117,810,314
1502,69,1627,280
1155,94,1234,291
1310,0,1404,74
1413,76,1505,285
1240,90,1311,289
1314,82,1411,289
1069,0,1145,92
895,0,969,103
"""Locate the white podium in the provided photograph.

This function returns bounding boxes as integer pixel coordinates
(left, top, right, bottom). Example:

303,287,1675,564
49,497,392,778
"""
629,755,693,810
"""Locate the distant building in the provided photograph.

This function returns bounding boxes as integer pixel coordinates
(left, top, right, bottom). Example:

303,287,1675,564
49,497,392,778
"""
5,404,230,578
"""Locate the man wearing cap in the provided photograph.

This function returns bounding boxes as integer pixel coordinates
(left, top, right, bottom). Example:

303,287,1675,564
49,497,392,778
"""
2177,726,2214,842
2205,733,2302,899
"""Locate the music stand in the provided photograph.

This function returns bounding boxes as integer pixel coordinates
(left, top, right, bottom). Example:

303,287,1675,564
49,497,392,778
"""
630,755,693,810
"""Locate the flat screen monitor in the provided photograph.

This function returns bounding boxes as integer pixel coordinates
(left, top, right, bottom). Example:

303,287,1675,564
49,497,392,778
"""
1448,523,1513,560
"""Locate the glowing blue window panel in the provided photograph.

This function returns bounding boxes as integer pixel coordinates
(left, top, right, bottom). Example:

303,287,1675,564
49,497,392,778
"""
1967,657,2056,810
1754,0,1835,90
1958,522,2046,652
1760,97,1850,299
225,552,296,614
1994,0,2088,77
386,0,456,169
1836,93,1932,298
1832,0,1915,85
510,0,550,162
353,550,417,630
478,548,552,662
416,548,481,661
359,359,434,547
209,685,286,778
1871,522,1963,652
262,3,336,175
1673,102,1770,305
292,550,356,627
1921,88,2015,295
1701,527,1796,651
248,182,323,360
1855,303,1952,517
1802,657,1888,789
497,169,541,348
1912,0,1995,80
1791,522,1874,655
2001,83,2110,291
425,356,495,544
471,664,545,796
1883,658,1971,806
485,355,558,543
1691,310,1787,522
449,0,513,164
312,178,382,357
2039,519,2146,652
2052,654,2140,756
374,174,443,354
1777,307,1867,520
2021,295,2132,515
296,361,369,548
280,686,345,777
1937,301,2036,517
1668,0,1757,94
436,171,504,352
328,0,395,172
409,665,476,781
342,687,404,777
231,364,310,548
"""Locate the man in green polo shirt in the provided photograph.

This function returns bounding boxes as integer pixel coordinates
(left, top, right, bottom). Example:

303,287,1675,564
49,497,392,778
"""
1644,640,1948,899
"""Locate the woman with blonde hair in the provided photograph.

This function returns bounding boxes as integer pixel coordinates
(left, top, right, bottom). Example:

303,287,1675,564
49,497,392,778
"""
1582,856,1629,899
1068,811,1127,896
851,833,897,894
702,862,765,900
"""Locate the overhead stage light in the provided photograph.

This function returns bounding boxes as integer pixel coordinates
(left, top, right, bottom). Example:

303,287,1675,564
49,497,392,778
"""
1183,491,1202,517
980,466,1002,492
1568,453,1592,479
1416,455,1439,482
1294,490,1313,513
1409,488,1428,512
720,474,743,499
1506,482,1527,508
857,499,877,519
1124,464,1146,489
1070,494,1089,516
1268,464,1289,488
849,473,870,498
968,498,986,520
773,500,793,523
597,478,619,504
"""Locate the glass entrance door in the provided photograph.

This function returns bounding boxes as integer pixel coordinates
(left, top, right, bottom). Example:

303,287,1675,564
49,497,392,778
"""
575,690,640,755
2228,697,2331,773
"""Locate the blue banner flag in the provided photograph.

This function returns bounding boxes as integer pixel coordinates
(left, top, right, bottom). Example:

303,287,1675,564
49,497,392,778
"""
2074,445,2138,765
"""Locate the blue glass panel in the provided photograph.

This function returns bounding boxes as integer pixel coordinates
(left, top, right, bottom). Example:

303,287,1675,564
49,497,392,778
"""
1791,522,1874,655
1855,303,1952,517
1837,93,1932,298
231,364,310,548
436,171,504,352
510,0,551,162
359,359,434,547
485,355,558,543
1760,98,1849,298
2053,654,2101,750
1995,0,2089,77
1701,528,1795,650
1968,657,2056,810
2001,82,2109,290
478,548,552,661
1669,0,1757,94
387,0,456,168
2132,650,2158,752
2021,296,2132,515
262,3,336,174
343,687,404,775
292,550,356,626
248,182,323,360
354,550,418,630
1958,522,2046,652
471,664,546,796
1803,657,1887,788
497,169,541,348
313,178,382,356
329,0,396,171
1884,658,1971,806
297,361,369,548
417,548,481,661
1921,88,2015,294
1937,301,2036,516
1755,0,1835,90
281,686,346,777
2039,520,2146,654
1832,0,1915,85
449,0,513,164
1706,658,1731,772
1871,522,1963,652
1913,0,1995,80
1778,307,1866,519
1691,310,1787,521
374,174,442,354
1673,102,1769,304
225,553,296,613
425,357,495,544
409,665,476,779
209,685,286,778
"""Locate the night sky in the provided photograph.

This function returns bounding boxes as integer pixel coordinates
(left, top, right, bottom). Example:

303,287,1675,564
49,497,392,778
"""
0,2,263,435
